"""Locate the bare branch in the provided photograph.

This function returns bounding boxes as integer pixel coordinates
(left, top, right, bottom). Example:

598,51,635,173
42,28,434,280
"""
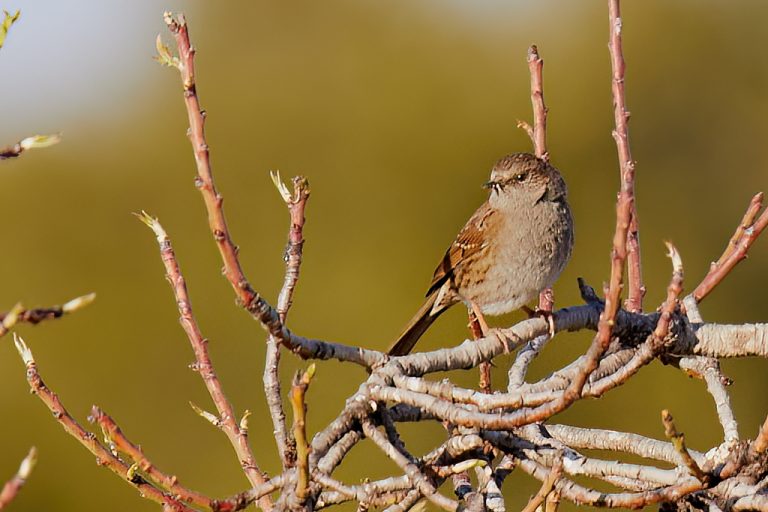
525,45,548,161
691,194,768,304
290,364,315,503
544,424,705,466
362,419,458,512
516,457,705,509
468,309,493,393
91,407,217,511
266,172,310,470
752,414,768,454
716,192,764,268
13,335,195,511
273,172,311,323
661,410,708,483
135,212,271,503
677,357,739,443
159,13,280,336
0,293,95,329
0,9,20,50
521,456,562,512
0,447,36,509
608,0,644,313
520,44,556,316
0,303,23,338
0,134,61,160
655,243,683,341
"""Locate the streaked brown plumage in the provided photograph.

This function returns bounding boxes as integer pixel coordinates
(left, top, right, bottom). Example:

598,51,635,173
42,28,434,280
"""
388,153,574,356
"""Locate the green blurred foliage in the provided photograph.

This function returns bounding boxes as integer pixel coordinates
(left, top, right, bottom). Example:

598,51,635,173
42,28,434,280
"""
0,1,766,511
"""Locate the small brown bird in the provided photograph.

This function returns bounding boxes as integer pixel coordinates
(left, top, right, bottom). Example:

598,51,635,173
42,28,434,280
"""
388,153,574,356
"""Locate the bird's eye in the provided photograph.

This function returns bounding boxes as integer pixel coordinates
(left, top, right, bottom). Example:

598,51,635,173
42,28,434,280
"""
514,172,527,183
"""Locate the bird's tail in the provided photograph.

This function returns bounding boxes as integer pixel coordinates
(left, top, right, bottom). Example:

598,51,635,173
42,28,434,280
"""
388,291,446,356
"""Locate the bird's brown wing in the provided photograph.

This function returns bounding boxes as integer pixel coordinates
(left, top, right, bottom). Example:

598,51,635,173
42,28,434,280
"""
426,203,495,297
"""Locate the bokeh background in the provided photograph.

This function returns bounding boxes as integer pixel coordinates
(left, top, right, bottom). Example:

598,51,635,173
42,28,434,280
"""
1,1,767,510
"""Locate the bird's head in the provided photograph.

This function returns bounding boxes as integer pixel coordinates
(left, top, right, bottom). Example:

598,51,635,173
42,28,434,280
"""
483,152,567,208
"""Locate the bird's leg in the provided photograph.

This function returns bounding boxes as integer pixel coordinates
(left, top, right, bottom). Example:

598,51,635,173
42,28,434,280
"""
522,288,556,339
468,301,490,336
467,302,492,394
538,287,554,312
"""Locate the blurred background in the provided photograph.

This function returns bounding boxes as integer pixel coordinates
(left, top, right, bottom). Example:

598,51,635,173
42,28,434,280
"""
1,1,767,510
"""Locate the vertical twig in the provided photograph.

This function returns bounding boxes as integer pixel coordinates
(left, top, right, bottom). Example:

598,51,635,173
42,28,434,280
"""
677,357,739,444
476,463,505,512
549,0,643,406
290,364,316,503
545,488,561,512
468,311,492,393
653,243,683,342
521,457,562,512
267,173,310,469
159,13,249,303
526,45,548,162
273,173,311,323
159,13,284,337
608,0,645,313
701,363,739,443
661,410,708,483
518,45,556,316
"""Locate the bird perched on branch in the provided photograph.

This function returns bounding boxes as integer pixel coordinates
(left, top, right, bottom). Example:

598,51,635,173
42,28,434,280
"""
388,153,574,356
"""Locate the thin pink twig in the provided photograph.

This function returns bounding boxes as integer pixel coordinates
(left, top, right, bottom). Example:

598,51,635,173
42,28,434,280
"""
13,335,194,511
692,194,768,304
136,213,272,509
608,0,645,313
92,407,221,511
527,45,548,162
520,45,556,316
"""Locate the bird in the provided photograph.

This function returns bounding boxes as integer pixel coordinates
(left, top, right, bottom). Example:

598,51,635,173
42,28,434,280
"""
387,152,574,356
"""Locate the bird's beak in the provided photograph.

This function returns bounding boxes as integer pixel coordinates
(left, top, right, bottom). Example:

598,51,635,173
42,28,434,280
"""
482,180,495,189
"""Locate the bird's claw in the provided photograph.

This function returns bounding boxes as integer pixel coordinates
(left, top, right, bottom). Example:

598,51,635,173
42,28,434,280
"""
524,306,556,339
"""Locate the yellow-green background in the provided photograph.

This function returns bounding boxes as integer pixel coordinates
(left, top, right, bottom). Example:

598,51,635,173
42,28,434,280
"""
1,1,767,510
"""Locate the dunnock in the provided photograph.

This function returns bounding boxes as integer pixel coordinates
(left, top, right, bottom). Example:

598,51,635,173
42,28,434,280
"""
388,152,574,356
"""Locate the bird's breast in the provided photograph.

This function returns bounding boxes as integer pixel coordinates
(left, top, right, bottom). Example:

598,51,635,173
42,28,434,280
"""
456,201,573,315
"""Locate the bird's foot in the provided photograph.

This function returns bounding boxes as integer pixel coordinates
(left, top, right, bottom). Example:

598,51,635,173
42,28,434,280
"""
497,329,513,354
467,301,490,338
522,305,556,339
